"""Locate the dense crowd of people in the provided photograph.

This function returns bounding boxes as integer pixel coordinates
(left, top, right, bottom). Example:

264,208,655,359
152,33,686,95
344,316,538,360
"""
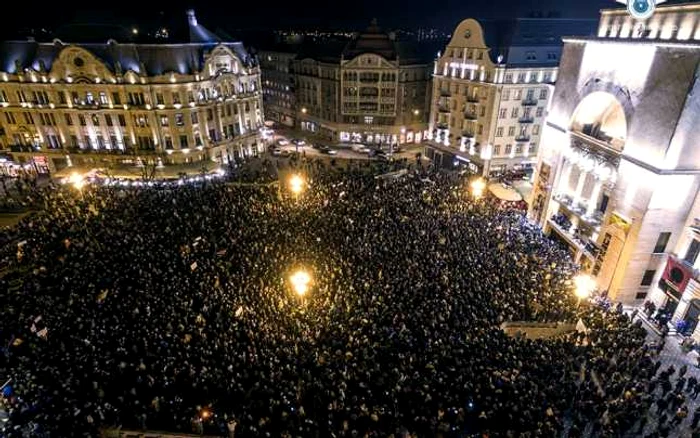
0,164,688,437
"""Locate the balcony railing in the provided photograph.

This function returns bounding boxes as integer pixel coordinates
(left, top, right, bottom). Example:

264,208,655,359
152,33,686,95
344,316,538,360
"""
521,98,538,106
515,135,531,142
438,105,450,113
518,116,535,124
464,112,478,120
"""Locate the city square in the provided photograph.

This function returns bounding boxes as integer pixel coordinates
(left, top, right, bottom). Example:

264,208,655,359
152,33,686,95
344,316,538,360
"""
3,0,700,437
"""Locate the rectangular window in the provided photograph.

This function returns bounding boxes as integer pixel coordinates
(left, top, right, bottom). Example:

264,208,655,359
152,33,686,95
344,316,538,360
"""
23,112,34,124
518,73,527,83
515,144,523,155
207,109,213,121
84,136,92,148
533,125,540,135
480,107,486,117
511,107,518,118
164,136,173,149
508,126,515,136
195,134,202,146
118,114,126,127
539,89,548,100
502,90,510,101
536,107,544,117
191,112,198,124
477,124,483,135
156,93,164,105
494,144,501,155
498,109,507,119
70,135,79,148
58,91,67,104
641,270,656,286
685,240,700,265
180,135,188,148
653,232,671,254
105,114,113,127
175,113,184,126
496,127,503,137
99,92,108,104
188,91,195,103
38,113,46,125
112,92,121,105
364,116,373,124
71,92,80,104
505,144,512,155
110,135,118,149
160,115,169,127
4,112,15,124
172,92,181,104
86,92,94,104
79,114,86,126
96,135,105,149
505,73,513,83
91,114,100,126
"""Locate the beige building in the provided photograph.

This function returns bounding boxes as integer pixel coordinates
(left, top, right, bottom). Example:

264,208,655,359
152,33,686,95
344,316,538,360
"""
0,10,264,175
426,18,594,176
291,20,432,146
530,3,700,338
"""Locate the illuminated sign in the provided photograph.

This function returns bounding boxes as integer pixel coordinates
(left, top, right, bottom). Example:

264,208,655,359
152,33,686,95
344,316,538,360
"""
616,0,667,20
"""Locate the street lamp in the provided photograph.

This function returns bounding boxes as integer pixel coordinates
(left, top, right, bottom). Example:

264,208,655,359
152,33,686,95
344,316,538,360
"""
301,107,307,114
413,109,420,116
68,172,85,190
290,270,311,297
470,177,486,199
289,174,305,195
573,273,595,305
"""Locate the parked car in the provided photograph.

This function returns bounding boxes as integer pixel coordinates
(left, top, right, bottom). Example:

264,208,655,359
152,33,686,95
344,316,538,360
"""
319,146,338,155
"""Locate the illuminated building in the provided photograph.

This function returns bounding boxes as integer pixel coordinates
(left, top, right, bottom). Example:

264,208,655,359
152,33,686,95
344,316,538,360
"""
425,18,595,175
0,10,264,174
258,48,297,127
290,20,433,145
530,3,700,334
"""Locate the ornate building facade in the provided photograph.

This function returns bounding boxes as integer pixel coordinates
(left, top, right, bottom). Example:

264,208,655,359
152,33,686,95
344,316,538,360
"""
530,3,700,338
425,18,595,176
0,10,264,174
289,21,433,146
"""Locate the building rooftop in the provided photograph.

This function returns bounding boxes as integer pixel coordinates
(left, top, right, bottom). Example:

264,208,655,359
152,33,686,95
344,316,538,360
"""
0,10,256,76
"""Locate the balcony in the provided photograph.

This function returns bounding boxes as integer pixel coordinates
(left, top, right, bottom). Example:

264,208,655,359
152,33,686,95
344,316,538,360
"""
466,95,480,103
515,135,531,142
464,112,478,120
439,89,451,97
521,98,538,106
552,192,604,227
518,116,534,124
462,131,475,139
438,105,450,113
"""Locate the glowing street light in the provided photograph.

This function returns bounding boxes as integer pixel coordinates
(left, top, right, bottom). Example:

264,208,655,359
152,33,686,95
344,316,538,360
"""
68,172,85,190
573,273,595,304
301,107,307,114
200,409,211,420
470,177,486,199
290,270,312,297
289,174,305,195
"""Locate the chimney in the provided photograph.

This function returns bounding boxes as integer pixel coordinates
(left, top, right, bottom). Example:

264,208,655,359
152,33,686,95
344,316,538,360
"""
186,9,198,27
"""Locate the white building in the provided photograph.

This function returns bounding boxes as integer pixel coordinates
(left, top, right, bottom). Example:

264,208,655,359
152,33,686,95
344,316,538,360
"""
425,18,595,176
530,2,700,339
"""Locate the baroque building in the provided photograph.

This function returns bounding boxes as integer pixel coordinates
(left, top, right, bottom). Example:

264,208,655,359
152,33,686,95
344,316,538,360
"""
287,20,433,145
530,2,700,339
0,10,264,174
425,18,595,176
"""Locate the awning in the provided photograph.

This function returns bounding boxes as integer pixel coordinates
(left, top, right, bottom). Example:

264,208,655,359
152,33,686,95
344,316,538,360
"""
488,183,523,202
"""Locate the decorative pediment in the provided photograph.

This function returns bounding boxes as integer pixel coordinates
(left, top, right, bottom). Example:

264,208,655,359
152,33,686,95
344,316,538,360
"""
50,46,115,83
203,45,244,78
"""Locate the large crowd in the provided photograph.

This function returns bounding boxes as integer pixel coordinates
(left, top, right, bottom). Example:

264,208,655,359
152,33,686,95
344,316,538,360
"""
0,164,689,437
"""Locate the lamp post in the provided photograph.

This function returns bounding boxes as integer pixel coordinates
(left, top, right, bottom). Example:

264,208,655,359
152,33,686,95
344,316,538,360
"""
288,174,305,196
290,270,311,298
574,273,595,307
470,177,486,199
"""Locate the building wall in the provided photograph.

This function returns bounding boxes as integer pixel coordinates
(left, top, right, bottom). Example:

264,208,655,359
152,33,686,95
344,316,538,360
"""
259,50,296,127
427,18,557,176
530,5,700,305
0,44,264,173
291,55,431,144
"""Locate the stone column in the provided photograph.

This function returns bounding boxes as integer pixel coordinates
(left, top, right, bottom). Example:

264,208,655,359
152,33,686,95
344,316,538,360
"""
572,167,588,206
586,178,603,217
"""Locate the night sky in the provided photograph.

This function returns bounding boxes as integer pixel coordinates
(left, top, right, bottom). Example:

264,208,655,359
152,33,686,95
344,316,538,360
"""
1,0,694,37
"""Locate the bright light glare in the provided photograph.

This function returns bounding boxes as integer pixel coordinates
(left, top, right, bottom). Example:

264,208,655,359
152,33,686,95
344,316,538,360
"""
68,172,85,190
574,274,595,300
200,409,211,419
470,178,486,198
289,174,305,195
290,270,311,297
